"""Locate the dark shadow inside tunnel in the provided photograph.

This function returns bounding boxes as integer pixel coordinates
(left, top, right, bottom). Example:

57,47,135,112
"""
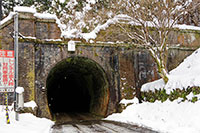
46,56,109,119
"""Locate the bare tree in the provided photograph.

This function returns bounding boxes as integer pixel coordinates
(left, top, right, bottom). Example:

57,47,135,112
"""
178,0,200,26
48,0,198,84
117,0,199,83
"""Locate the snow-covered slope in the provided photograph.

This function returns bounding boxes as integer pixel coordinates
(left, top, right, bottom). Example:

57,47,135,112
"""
106,47,200,133
106,98,200,133
142,47,200,93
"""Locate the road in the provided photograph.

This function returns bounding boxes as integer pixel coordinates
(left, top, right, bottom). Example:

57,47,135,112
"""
50,113,158,133
50,120,158,133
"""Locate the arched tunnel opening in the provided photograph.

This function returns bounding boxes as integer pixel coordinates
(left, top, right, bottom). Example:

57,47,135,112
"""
46,56,109,120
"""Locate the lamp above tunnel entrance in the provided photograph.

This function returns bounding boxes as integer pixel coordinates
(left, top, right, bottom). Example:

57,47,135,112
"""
46,56,109,119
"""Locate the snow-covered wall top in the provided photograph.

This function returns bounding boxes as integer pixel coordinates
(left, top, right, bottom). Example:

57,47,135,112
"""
0,6,200,47
14,6,36,14
0,6,62,29
0,6,62,49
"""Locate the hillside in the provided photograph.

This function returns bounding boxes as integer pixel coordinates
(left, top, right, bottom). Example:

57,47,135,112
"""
141,47,200,94
106,48,200,133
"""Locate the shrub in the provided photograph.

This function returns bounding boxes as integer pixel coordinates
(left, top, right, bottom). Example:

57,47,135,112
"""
141,86,200,103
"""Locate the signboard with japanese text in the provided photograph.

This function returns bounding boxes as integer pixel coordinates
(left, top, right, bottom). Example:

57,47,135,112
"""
0,50,14,92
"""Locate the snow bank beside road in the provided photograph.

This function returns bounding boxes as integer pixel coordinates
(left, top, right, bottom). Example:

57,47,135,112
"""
106,48,200,133
0,105,54,133
106,98,200,133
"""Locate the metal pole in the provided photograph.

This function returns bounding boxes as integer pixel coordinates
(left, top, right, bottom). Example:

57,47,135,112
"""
14,12,19,121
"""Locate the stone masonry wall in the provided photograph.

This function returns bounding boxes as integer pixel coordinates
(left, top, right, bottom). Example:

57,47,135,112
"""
95,24,200,48
0,11,61,105
0,11,199,117
0,12,61,50
19,40,195,118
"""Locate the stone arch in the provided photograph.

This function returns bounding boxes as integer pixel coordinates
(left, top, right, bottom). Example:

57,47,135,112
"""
46,56,110,119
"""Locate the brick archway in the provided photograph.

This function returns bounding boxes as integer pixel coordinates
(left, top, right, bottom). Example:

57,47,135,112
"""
46,56,109,119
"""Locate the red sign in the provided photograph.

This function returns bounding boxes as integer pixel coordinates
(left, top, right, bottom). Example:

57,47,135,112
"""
0,50,14,92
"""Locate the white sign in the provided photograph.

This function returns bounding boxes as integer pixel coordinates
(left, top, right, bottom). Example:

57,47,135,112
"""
0,50,14,92
68,40,76,51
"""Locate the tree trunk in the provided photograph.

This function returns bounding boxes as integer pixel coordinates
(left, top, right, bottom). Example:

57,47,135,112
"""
149,48,169,84
158,67,169,84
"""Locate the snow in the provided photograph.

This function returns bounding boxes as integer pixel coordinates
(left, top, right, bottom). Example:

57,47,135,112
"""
86,0,96,4
1,6,66,40
106,46,200,133
34,13,57,20
0,105,54,133
61,12,200,42
76,15,121,41
61,14,131,41
16,87,24,94
0,12,16,26
59,0,65,3
19,34,37,40
24,101,37,110
174,24,200,31
120,98,139,106
186,92,194,100
186,92,200,101
44,39,62,42
141,79,165,92
106,98,200,133
14,6,36,14
142,48,200,93
2,6,200,43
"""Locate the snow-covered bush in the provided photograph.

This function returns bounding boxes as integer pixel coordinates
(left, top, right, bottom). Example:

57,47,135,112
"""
141,86,200,103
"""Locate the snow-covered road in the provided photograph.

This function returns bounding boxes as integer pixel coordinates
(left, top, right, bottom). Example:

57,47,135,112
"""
51,113,157,133
50,120,157,133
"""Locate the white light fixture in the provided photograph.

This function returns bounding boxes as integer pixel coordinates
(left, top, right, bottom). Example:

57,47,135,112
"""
68,40,76,51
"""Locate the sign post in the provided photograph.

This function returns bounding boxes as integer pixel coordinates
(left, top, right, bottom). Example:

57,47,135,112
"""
14,12,19,121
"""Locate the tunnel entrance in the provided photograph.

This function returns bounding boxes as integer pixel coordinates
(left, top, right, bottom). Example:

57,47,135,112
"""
46,56,109,120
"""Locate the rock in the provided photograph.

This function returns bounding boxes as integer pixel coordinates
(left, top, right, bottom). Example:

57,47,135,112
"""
19,106,38,116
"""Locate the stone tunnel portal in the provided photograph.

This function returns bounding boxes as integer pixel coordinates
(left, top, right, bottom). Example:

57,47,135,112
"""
46,56,109,119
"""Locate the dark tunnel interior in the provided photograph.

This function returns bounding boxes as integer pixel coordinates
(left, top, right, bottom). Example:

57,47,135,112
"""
46,57,109,118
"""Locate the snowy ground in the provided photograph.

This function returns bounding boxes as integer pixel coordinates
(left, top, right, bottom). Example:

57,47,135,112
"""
106,98,200,133
0,104,54,133
106,48,200,133
2,99,200,133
